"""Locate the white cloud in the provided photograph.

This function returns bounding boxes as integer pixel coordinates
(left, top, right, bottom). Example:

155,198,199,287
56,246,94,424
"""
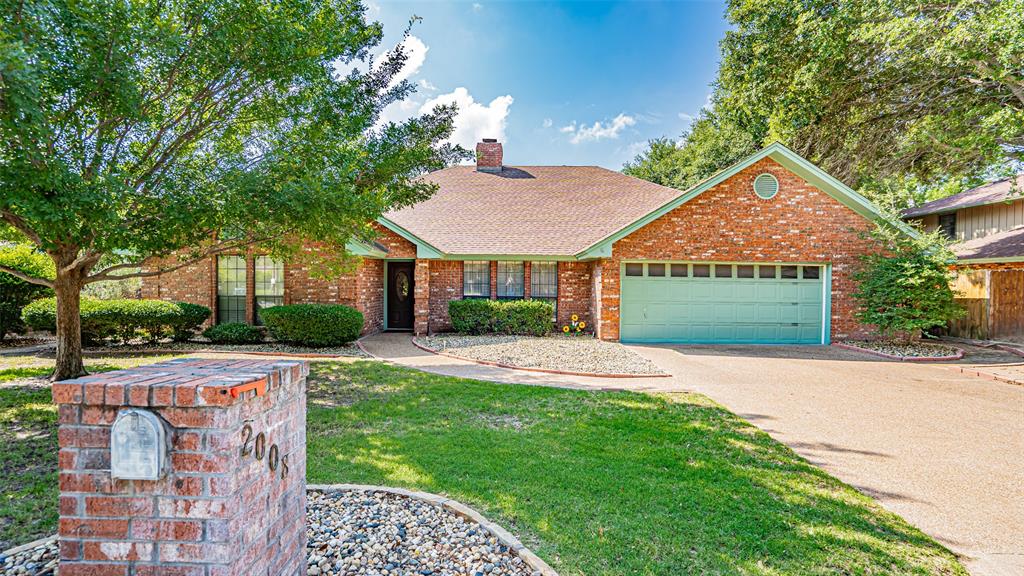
365,1,381,15
374,35,429,89
542,118,553,129
678,112,695,122
472,3,483,12
420,87,513,150
418,78,437,91
562,113,636,144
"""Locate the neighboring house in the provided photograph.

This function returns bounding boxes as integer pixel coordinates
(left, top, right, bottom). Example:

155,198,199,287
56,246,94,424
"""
142,140,895,344
903,177,1024,339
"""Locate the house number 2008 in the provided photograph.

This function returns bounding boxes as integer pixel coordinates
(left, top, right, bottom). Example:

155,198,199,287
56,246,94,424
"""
241,424,288,479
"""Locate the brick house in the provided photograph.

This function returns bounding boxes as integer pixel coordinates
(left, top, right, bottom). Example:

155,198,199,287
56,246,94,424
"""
903,176,1024,339
142,140,895,344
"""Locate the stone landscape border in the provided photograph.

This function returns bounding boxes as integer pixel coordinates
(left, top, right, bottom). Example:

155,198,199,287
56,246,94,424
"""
832,342,965,362
307,484,559,576
1,534,55,558
410,337,671,378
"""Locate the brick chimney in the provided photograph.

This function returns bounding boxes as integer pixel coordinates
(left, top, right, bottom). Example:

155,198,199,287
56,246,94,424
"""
476,138,502,173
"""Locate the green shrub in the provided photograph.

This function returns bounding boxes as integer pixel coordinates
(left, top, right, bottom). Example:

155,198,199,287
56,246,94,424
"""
0,244,54,338
202,322,264,344
448,299,554,336
853,225,965,340
494,299,554,336
21,297,211,344
448,299,498,334
171,302,212,341
259,304,363,347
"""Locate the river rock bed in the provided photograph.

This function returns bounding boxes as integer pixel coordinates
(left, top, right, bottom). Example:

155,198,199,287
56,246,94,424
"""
0,537,57,575
418,334,665,375
307,490,534,576
1,491,537,576
843,340,961,358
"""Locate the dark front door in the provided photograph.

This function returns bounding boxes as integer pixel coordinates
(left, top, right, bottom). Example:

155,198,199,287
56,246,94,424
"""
387,262,415,330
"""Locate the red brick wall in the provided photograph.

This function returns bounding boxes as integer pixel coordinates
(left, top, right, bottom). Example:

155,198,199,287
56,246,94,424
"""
356,259,384,333
597,157,879,341
428,260,463,331
53,358,308,576
413,259,430,335
371,222,417,258
419,260,593,334
139,221,421,335
557,261,593,329
140,258,215,312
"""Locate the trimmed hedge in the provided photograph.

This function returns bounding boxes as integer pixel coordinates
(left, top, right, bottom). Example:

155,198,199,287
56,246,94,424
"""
259,304,363,347
448,299,497,335
0,244,54,338
448,299,553,336
202,322,263,344
21,297,210,344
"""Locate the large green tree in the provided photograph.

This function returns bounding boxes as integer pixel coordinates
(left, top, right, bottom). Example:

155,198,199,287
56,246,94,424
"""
0,0,464,379
627,0,1023,205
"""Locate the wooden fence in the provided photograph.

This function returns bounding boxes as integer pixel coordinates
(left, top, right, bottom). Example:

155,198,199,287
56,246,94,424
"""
945,269,1024,340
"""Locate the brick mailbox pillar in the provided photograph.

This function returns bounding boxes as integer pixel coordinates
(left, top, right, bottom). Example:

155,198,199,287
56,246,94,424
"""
52,358,308,576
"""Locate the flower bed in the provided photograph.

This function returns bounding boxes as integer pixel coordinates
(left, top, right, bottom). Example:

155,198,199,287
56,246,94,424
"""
834,340,964,361
416,334,667,376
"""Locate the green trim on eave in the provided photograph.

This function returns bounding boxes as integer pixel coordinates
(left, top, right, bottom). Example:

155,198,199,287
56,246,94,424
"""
576,142,915,259
345,238,387,258
376,216,444,259
956,255,1024,265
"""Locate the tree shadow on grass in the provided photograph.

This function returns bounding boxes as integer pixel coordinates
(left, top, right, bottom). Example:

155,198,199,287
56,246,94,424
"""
307,361,967,576
0,385,58,550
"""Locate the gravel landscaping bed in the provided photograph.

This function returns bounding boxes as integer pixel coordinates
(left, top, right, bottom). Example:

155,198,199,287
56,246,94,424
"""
841,340,962,359
308,489,533,576
86,340,368,357
2,490,537,576
1,537,56,575
418,334,665,375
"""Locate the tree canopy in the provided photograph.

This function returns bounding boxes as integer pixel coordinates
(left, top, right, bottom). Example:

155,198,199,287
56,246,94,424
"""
0,0,465,378
625,0,1024,208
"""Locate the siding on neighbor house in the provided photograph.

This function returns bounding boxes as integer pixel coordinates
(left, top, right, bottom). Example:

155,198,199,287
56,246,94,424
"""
593,157,878,342
919,198,1024,242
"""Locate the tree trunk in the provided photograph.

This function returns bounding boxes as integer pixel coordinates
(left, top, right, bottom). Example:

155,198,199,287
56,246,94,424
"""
52,271,87,381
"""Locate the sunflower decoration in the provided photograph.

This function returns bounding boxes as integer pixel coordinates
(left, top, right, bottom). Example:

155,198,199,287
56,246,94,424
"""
563,315,586,336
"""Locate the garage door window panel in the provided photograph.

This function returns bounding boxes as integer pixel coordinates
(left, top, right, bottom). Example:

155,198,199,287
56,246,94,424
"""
759,265,777,279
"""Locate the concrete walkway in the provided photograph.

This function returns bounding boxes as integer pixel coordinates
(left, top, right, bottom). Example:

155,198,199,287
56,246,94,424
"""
361,333,1024,576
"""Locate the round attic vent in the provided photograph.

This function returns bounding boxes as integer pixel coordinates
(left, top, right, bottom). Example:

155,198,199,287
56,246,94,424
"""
753,173,779,199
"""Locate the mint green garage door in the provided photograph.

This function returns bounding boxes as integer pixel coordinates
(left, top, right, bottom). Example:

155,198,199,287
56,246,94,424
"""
620,262,828,344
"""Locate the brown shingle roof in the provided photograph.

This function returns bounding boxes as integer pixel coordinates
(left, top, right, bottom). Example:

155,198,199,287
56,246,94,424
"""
903,175,1024,218
953,225,1024,261
384,165,684,256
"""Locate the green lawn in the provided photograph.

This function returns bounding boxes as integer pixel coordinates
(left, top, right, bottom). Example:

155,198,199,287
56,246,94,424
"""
0,354,179,549
0,355,965,575
308,361,966,576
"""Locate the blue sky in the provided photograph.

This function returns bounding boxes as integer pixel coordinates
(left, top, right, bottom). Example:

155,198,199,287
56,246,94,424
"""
367,0,729,169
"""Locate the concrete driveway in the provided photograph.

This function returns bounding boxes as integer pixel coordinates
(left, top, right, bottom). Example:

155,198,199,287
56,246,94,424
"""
628,343,1024,576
